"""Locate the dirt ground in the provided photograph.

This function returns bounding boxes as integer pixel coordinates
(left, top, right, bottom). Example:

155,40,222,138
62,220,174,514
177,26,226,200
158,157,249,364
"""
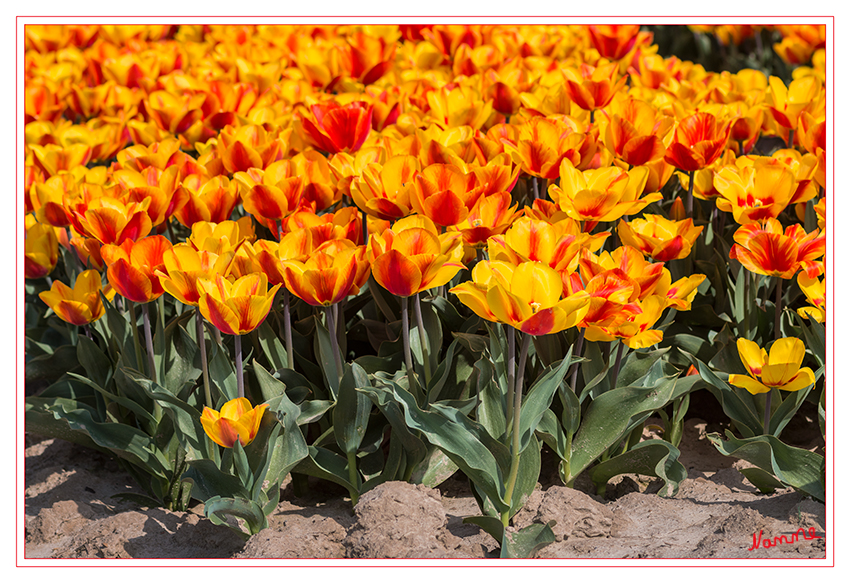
24,405,827,559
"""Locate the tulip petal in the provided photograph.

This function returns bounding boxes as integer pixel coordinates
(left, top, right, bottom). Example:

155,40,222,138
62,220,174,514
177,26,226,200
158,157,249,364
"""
728,374,771,395
372,249,421,297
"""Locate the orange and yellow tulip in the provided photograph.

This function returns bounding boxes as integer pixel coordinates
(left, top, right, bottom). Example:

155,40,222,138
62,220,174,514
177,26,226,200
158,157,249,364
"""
603,98,672,167
39,270,105,326
370,215,465,297
350,155,419,221
617,214,704,262
25,220,59,279
198,273,282,336
283,241,370,307
450,261,590,336
412,163,481,228
713,162,797,225
156,245,234,307
200,397,269,448
729,219,824,279
298,101,373,154
101,235,173,304
729,338,816,395
664,112,731,172
548,161,661,223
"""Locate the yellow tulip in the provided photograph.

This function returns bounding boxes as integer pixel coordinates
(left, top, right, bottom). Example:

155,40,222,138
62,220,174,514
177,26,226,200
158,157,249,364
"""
200,397,269,448
729,338,816,395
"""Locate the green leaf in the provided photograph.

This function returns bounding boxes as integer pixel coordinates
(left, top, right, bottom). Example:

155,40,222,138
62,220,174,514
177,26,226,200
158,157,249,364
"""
334,363,373,455
185,459,250,500
536,409,568,461
26,345,80,386
154,312,200,394
616,347,669,388
567,375,690,483
589,440,687,497
410,296,442,378
409,448,458,488
293,446,356,494
517,352,572,453
463,515,504,543
427,338,459,403
297,400,333,426
509,434,541,518
687,353,761,437
204,495,268,537
358,383,429,471
231,439,253,491
360,382,509,513
314,314,340,400
76,335,113,391
770,382,815,437
475,357,506,441
500,521,557,558
256,320,288,370
37,376,96,401
738,467,786,494
208,338,238,403
707,431,825,502
67,372,158,428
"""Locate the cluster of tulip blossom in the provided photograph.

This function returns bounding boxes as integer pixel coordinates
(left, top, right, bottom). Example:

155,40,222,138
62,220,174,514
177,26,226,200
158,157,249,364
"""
24,24,826,442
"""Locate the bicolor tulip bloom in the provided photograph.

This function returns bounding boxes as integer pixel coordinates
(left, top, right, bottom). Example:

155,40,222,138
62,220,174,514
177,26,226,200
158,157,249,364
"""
370,215,465,297
173,176,240,228
188,218,255,255
201,397,269,449
25,220,59,279
729,218,825,279
729,338,816,395
156,244,234,307
450,191,522,249
39,270,105,326
796,273,825,323
549,161,662,223
238,161,306,226
604,98,672,167
563,62,627,112
766,75,821,132
101,235,173,303
713,163,797,225
69,196,153,246
502,117,597,179
588,25,642,60
584,295,667,349
349,155,419,221
450,261,590,336
412,163,481,227
425,85,493,131
618,214,704,262
198,273,282,336
298,101,373,154
652,270,707,311
283,241,370,307
664,112,731,172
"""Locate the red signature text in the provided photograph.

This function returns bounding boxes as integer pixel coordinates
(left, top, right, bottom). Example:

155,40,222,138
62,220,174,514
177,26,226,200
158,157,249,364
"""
748,527,823,551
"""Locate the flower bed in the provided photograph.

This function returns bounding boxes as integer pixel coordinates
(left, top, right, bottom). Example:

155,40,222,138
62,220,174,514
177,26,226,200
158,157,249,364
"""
24,23,827,559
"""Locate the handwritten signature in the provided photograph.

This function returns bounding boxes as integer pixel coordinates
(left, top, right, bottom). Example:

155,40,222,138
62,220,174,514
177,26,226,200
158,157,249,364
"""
748,527,823,551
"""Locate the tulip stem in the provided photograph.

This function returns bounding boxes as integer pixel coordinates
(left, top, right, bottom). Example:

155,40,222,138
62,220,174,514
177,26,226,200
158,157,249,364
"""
610,340,625,389
326,305,344,381
130,303,145,373
277,219,283,242
141,302,157,383
234,334,244,399
414,293,432,385
685,170,695,218
361,210,369,246
569,328,586,393
503,333,531,527
214,327,222,346
283,288,294,369
347,450,360,506
775,278,783,341
196,306,213,409
166,220,176,244
505,326,516,422
83,324,93,341
764,389,773,435
401,296,418,396
532,176,540,200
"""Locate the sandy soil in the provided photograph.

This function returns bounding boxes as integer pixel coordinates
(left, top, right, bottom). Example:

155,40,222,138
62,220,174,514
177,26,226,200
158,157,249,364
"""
24,413,826,559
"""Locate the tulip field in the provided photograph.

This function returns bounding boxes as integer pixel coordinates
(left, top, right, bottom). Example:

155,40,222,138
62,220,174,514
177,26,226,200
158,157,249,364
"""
23,23,828,559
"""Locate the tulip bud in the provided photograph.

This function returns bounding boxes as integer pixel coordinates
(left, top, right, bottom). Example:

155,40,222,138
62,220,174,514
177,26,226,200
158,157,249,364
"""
670,197,686,221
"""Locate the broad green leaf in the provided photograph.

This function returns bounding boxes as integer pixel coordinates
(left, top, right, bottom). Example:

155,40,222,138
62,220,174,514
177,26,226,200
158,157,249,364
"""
475,357,506,441
688,354,762,438
26,345,80,386
568,375,689,482
207,338,238,404
616,347,669,388
76,336,113,391
293,446,356,494
770,382,814,437
37,376,96,401
463,515,504,543
410,296,442,378
357,383,428,471
314,314,340,400
334,363,373,455
536,409,568,461
517,352,572,453
509,434,541,518
500,521,556,558
739,466,786,494
256,320,288,370
361,382,509,513
707,431,825,502
154,312,199,394
67,372,158,428
203,495,267,537
409,447,458,488
588,440,687,497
